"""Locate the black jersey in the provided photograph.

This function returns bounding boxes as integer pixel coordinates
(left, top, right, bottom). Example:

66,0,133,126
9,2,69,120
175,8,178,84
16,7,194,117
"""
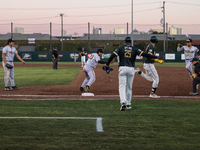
80,51,86,56
194,62,200,77
144,44,156,64
114,45,143,67
52,50,58,58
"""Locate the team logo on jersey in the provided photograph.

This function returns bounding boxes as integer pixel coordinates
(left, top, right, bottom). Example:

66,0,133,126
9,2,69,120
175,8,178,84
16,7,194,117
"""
9,51,15,54
138,49,142,52
149,49,153,52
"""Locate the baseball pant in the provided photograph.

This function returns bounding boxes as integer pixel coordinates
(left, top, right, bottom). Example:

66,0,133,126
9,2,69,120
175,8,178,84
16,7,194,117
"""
52,58,58,69
2,61,15,87
193,76,200,93
118,66,135,106
140,63,159,88
185,59,194,76
81,56,86,66
81,65,96,88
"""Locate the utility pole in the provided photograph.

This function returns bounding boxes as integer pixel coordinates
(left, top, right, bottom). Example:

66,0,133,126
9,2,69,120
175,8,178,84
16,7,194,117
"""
11,22,13,39
166,22,168,52
50,22,52,51
162,1,166,52
60,13,64,51
131,0,134,46
127,22,128,36
88,22,90,51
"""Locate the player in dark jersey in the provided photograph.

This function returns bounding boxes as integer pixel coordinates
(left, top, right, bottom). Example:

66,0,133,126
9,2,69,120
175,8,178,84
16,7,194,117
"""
106,36,164,111
80,47,87,67
136,36,161,98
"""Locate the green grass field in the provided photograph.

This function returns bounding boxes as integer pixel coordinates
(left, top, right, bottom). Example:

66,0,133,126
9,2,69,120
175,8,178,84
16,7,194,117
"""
0,67,80,89
0,62,199,149
0,100,200,150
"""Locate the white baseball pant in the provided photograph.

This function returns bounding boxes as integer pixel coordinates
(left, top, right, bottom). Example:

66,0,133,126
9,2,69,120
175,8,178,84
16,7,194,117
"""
118,66,135,106
140,63,159,88
185,59,194,76
81,56,86,66
2,61,15,87
81,65,96,87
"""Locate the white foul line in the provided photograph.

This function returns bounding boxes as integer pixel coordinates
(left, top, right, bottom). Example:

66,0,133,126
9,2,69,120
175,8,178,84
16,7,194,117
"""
0,117,103,132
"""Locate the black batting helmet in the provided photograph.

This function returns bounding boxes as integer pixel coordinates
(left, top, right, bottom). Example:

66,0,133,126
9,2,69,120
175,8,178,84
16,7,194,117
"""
124,36,132,43
150,36,159,43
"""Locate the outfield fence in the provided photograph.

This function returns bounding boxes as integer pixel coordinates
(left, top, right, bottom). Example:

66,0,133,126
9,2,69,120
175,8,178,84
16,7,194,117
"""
0,51,193,62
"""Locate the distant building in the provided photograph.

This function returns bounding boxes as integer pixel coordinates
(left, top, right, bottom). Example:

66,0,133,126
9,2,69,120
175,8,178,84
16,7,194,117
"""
169,26,182,35
14,27,24,34
152,29,163,34
63,30,67,36
93,28,102,34
148,29,154,34
132,29,140,35
114,28,124,34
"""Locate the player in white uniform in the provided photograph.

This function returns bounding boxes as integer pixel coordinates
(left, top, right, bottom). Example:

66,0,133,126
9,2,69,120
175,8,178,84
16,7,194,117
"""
177,39,200,79
2,39,26,91
79,49,106,92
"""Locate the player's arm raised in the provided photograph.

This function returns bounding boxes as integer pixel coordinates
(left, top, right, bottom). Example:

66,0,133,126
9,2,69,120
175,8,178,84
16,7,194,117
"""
177,43,184,52
15,54,26,64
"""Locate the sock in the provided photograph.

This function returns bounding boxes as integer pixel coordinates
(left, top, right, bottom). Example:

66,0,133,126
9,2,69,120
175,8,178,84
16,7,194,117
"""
151,87,157,95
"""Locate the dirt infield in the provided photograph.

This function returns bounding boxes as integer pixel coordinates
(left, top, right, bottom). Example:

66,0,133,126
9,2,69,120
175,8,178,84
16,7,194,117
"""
0,64,199,100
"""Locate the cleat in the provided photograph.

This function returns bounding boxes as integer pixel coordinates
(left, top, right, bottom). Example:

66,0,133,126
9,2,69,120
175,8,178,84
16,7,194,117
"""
84,85,90,93
4,86,12,91
149,94,160,98
79,87,85,92
120,103,126,111
192,74,195,79
126,105,132,109
12,86,19,90
135,67,140,73
190,92,198,95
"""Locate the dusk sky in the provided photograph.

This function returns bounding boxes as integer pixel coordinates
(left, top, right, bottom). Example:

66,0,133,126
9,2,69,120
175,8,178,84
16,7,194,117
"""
0,0,200,35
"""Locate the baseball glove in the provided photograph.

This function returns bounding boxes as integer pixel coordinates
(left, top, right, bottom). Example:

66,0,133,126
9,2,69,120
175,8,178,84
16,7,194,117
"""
102,66,113,74
5,64,13,69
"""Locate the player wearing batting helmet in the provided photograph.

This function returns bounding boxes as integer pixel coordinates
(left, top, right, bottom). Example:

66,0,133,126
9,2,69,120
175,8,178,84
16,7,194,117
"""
135,36,162,98
106,36,164,111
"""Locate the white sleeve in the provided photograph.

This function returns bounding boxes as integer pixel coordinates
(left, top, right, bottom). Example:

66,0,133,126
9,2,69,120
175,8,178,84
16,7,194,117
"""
177,46,184,52
2,47,7,53
14,48,18,55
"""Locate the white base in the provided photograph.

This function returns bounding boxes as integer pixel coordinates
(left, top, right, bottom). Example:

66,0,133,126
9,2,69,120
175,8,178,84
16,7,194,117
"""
81,93,94,96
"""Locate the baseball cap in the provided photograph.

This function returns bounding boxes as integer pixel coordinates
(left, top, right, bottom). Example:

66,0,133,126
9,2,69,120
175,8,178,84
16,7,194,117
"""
54,47,57,49
7,39,15,43
186,38,192,43
191,57,199,62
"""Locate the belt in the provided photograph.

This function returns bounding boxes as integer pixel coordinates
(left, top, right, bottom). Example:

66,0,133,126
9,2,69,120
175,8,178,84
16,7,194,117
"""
8,61,13,62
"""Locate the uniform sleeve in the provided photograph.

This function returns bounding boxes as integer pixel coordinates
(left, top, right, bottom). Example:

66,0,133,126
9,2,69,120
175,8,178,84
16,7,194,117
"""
134,48,144,57
95,54,100,63
113,48,120,56
146,46,154,55
177,46,184,52
2,47,7,53
14,48,18,55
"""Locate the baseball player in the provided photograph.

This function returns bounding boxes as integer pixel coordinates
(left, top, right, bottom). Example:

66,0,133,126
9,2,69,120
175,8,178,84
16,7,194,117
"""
190,58,200,95
79,49,106,93
80,47,87,67
177,39,200,79
2,39,26,91
136,36,162,98
106,36,164,111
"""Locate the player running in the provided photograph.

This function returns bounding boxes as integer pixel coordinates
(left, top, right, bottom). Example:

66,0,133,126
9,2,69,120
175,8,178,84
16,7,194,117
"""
79,49,106,93
106,36,164,111
2,39,26,90
177,38,200,79
136,36,163,98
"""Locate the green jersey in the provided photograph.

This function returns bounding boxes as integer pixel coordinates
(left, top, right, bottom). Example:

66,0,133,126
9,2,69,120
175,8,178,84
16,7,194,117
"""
113,45,143,67
144,44,156,64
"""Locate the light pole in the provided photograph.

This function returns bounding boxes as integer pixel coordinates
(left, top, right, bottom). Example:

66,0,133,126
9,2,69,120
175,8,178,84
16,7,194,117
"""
131,0,134,46
60,13,64,51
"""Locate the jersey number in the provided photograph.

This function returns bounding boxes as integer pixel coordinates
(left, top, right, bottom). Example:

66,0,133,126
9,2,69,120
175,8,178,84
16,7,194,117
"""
124,50,131,58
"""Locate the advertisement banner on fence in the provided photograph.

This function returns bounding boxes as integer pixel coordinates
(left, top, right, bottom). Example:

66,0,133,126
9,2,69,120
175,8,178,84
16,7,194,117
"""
22,53,32,60
181,54,185,60
38,53,48,59
165,54,175,60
